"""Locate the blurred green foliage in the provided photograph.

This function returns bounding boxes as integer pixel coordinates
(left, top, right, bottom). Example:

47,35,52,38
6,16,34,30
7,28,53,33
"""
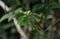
0,0,60,39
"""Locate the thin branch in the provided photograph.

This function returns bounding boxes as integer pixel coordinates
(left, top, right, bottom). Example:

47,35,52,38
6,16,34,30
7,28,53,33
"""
45,18,60,32
0,0,11,12
13,18,28,39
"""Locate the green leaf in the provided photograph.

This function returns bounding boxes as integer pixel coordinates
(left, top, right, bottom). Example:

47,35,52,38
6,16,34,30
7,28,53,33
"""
14,8,24,17
8,8,24,21
0,14,10,22
8,14,15,21
32,4,45,12
15,8,23,14
48,3,60,8
18,16,27,26
25,16,32,26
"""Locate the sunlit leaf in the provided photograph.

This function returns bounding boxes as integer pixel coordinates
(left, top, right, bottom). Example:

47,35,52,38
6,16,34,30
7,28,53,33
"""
0,14,10,22
8,14,15,21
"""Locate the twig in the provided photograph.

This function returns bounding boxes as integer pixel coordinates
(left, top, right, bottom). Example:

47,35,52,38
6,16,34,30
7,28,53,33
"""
13,18,28,39
45,18,60,32
0,0,11,12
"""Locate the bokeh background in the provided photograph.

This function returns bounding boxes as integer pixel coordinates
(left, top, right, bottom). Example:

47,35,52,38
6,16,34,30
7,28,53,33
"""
0,0,60,39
